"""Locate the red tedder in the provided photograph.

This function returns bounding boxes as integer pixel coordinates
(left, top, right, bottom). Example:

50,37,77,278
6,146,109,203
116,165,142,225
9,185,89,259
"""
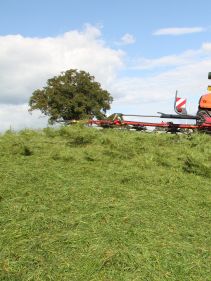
88,73,211,133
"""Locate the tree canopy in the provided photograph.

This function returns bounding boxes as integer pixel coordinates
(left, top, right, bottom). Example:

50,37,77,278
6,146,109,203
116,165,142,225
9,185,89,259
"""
29,69,113,123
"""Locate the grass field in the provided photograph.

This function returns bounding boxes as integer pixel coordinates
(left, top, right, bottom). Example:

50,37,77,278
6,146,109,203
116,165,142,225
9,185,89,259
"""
0,126,210,281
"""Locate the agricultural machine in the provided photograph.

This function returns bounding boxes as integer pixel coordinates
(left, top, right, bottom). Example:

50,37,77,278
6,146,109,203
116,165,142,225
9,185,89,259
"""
89,72,211,133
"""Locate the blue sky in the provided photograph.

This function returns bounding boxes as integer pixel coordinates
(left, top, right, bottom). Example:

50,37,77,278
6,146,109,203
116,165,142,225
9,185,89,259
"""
1,0,210,55
1,0,211,130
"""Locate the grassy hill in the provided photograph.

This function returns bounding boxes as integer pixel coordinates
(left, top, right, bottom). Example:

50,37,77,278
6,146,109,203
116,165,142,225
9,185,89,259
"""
0,126,210,281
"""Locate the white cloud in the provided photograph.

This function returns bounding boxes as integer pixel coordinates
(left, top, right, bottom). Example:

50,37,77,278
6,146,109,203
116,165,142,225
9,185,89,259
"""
202,42,211,52
0,104,48,132
117,33,136,45
132,49,202,70
0,25,124,105
153,27,206,36
111,57,211,115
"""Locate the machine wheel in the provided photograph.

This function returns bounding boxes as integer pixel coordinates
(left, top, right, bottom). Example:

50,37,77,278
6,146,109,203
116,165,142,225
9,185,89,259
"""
196,110,211,125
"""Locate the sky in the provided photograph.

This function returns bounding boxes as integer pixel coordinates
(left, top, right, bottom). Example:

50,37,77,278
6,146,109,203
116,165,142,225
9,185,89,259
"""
1,0,211,131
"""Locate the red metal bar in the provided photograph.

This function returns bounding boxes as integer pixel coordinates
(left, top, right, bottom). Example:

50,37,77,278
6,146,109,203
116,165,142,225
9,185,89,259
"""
88,119,211,130
124,120,199,129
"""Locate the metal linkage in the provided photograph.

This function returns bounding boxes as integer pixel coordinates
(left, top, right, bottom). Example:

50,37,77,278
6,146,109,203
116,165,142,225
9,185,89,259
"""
88,115,211,133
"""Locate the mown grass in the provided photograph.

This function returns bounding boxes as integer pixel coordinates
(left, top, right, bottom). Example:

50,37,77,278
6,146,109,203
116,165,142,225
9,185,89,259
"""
0,126,210,281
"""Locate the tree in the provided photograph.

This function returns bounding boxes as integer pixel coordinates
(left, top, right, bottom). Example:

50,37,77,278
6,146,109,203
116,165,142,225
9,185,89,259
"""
29,69,113,123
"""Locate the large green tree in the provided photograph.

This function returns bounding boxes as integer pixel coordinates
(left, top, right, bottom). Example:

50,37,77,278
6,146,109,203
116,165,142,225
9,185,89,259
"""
29,69,113,123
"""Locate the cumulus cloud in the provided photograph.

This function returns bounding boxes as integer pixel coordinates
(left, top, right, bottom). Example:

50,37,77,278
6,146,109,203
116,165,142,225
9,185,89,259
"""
153,27,206,36
0,24,124,105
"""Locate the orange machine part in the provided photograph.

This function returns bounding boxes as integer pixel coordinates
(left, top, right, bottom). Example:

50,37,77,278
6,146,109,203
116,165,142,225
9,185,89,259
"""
199,93,211,109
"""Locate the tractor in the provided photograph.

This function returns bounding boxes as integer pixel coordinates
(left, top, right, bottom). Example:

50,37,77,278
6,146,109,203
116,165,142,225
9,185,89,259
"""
197,72,211,124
